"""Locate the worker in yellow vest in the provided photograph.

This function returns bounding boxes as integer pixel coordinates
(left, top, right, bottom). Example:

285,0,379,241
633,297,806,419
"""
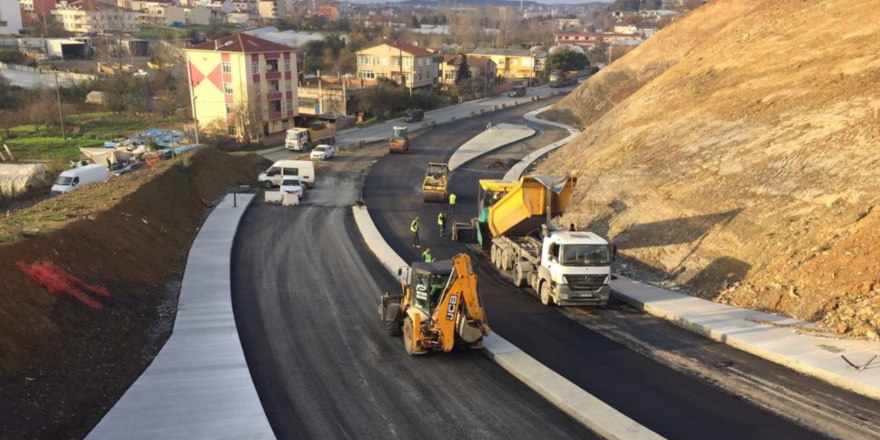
411,215,420,248
438,211,447,237
448,192,457,217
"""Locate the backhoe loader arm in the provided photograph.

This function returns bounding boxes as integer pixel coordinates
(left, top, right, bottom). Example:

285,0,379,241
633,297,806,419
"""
431,253,490,351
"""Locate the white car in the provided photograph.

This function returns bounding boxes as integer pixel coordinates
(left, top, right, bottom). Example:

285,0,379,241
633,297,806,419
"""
280,177,305,199
310,144,335,160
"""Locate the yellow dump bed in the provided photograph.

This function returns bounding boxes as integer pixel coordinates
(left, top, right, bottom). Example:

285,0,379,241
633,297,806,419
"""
484,175,576,237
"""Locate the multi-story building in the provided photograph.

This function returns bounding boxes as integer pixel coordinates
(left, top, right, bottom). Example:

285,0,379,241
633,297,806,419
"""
555,32,642,48
19,0,57,23
356,42,438,90
257,0,285,20
184,33,298,139
0,0,24,34
468,48,537,79
52,0,138,34
439,54,496,87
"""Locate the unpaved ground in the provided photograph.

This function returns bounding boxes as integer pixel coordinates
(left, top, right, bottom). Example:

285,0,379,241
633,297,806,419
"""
542,0,880,340
0,148,267,439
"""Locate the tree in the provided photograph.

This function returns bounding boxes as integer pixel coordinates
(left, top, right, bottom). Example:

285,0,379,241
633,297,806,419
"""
411,14,420,29
455,54,472,84
547,49,589,72
0,50,26,65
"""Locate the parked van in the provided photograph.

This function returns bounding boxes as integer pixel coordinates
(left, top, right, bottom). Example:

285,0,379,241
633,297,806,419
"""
258,160,316,189
404,108,424,123
508,86,527,97
51,164,109,196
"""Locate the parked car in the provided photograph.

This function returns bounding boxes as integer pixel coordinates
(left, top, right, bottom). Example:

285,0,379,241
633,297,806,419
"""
280,177,305,199
508,86,527,97
310,144,335,160
112,162,145,177
51,164,108,196
404,108,424,123
258,160,316,188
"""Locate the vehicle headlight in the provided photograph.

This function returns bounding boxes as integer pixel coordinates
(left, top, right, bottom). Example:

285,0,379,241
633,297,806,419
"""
559,275,568,285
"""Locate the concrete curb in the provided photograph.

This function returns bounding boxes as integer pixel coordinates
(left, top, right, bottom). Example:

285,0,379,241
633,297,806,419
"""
611,275,880,402
350,206,662,440
87,194,274,440
503,106,581,181
448,123,536,171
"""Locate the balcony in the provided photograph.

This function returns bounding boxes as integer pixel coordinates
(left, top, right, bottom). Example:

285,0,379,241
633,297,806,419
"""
269,111,283,120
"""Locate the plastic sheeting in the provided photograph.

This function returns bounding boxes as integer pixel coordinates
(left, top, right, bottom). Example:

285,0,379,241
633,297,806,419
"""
0,163,50,198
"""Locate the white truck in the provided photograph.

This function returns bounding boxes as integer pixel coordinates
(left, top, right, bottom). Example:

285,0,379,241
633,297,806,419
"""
285,121,336,151
257,160,316,188
468,175,614,306
51,164,109,196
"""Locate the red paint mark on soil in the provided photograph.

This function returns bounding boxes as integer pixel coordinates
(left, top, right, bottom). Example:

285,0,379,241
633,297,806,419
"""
15,260,110,310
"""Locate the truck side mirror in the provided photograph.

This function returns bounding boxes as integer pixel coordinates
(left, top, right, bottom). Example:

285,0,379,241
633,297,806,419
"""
611,244,618,262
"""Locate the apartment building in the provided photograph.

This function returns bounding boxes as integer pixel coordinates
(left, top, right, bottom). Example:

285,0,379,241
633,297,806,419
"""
19,0,58,22
555,32,642,48
0,0,24,34
52,0,138,34
356,42,438,90
439,54,496,87
257,0,285,20
468,48,537,79
184,33,298,139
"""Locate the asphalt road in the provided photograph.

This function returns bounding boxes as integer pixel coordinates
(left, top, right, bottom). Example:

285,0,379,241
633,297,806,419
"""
231,169,596,438
362,97,828,440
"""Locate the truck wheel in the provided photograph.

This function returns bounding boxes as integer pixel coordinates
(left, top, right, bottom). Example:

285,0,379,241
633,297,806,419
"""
501,251,512,271
490,245,498,267
385,320,402,337
403,317,416,355
540,282,554,307
513,263,525,288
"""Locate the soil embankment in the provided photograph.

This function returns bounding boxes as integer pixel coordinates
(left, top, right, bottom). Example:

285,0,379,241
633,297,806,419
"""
0,148,267,438
543,0,880,340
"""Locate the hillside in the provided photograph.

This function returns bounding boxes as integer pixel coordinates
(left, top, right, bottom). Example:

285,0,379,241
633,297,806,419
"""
541,0,880,340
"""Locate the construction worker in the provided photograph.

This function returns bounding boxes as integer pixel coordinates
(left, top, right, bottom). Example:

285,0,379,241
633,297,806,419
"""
422,248,434,263
411,215,420,248
438,211,447,237
447,192,457,217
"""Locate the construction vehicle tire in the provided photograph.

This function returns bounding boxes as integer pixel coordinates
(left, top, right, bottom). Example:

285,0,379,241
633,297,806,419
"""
385,320,402,337
403,317,416,355
540,281,554,307
490,244,498,267
501,251,512,271
513,263,525,288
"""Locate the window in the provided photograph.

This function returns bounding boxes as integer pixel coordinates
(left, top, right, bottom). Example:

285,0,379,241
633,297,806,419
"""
445,71,455,80
417,73,422,81
222,61,232,73
224,83,233,94
357,55,372,65
377,57,388,66
402,57,412,68
227,125,237,136
359,70,374,80
286,80,292,91
299,97,318,108
266,59,279,73
284,59,291,72
252,62,259,74
287,99,293,113
226,104,233,114
268,79,279,92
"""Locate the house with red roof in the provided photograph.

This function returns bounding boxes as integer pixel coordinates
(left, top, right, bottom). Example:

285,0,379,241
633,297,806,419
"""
356,41,439,90
183,33,299,139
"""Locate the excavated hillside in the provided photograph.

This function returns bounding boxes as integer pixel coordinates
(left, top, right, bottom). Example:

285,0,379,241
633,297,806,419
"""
542,0,880,340
0,148,267,439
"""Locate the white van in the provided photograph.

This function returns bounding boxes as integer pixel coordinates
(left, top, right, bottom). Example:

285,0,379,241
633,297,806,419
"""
51,164,109,196
258,160,316,189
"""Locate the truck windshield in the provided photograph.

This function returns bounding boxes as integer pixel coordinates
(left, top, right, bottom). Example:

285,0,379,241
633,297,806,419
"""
413,273,449,312
286,132,301,140
560,245,610,266
55,176,73,186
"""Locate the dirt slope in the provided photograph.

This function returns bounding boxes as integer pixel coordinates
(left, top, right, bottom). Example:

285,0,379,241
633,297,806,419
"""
541,0,880,340
0,148,267,439
544,0,765,128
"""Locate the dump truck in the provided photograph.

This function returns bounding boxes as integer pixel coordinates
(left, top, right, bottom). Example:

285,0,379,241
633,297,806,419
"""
379,253,490,355
422,162,449,202
458,175,614,306
388,126,410,154
549,70,579,88
286,121,336,151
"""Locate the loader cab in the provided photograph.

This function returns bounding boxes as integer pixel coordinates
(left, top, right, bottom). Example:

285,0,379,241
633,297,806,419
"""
408,260,452,314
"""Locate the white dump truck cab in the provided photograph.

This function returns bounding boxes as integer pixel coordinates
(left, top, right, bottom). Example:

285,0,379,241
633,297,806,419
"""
539,230,613,306
285,128,310,151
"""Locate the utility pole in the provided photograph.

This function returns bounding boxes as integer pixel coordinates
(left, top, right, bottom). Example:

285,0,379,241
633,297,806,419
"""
185,54,200,144
607,43,613,66
54,72,66,141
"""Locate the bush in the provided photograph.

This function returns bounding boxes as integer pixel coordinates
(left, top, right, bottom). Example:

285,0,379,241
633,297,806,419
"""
0,50,26,65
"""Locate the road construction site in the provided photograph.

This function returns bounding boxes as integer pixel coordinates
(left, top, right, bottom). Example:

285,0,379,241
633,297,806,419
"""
75,92,880,440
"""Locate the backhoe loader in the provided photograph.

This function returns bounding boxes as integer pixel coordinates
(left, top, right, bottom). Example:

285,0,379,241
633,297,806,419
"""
379,253,490,355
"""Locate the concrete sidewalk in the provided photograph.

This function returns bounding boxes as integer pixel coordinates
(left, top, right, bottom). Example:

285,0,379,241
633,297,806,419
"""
87,194,274,440
503,106,581,181
448,123,535,171
611,275,880,401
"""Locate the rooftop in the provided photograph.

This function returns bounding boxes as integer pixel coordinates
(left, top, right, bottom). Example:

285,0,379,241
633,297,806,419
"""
471,48,532,57
187,33,295,54
365,41,433,57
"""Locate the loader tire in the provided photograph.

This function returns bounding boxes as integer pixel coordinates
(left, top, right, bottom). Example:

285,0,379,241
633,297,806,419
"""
403,317,416,356
385,320,402,337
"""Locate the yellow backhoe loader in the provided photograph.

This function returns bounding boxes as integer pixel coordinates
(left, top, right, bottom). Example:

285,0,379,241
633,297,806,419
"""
379,253,490,355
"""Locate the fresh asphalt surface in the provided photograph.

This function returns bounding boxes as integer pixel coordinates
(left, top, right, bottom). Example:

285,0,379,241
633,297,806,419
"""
363,97,827,440
231,173,596,438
